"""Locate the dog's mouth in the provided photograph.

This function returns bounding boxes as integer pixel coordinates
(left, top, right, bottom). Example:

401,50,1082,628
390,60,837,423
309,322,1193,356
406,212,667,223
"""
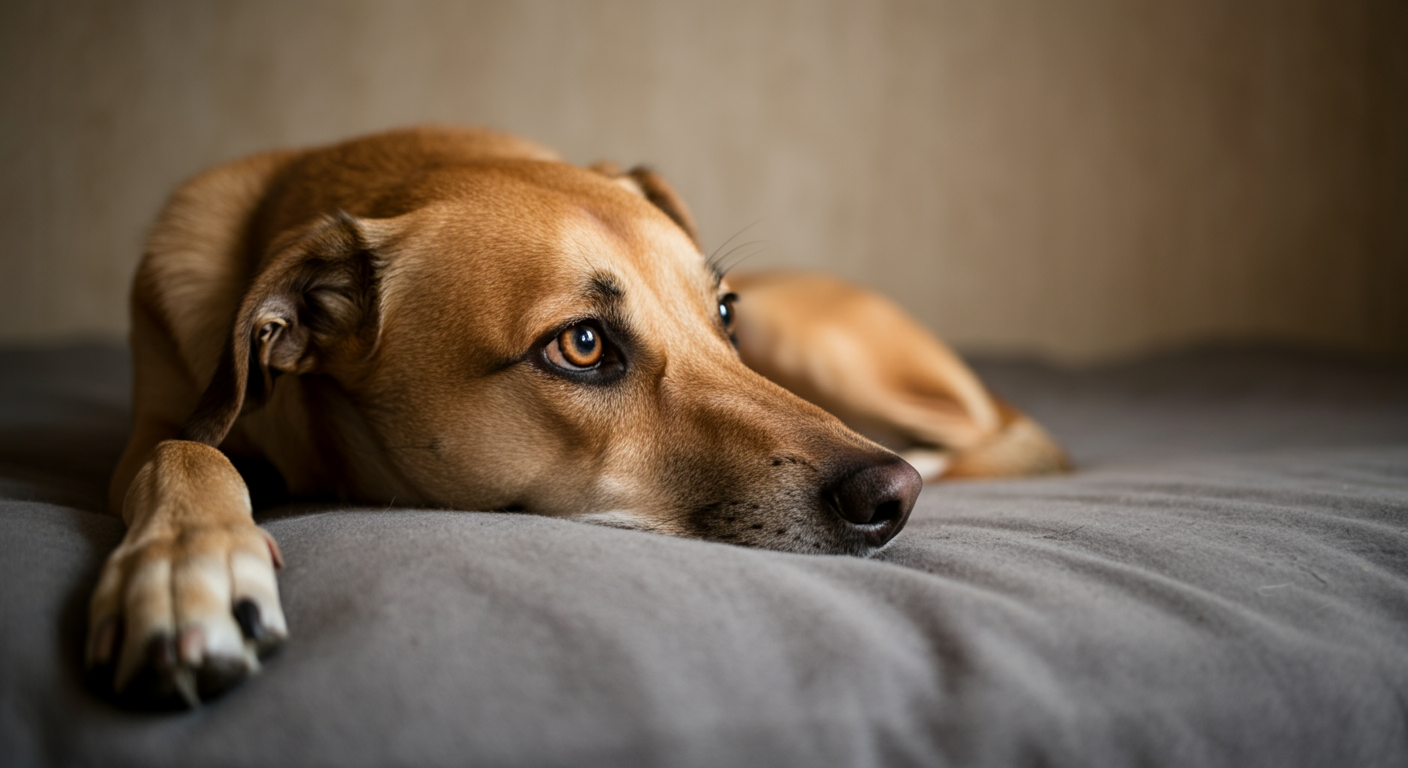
574,454,921,556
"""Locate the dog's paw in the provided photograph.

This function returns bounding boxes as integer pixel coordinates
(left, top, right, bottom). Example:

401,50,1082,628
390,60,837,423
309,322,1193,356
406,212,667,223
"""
85,519,287,709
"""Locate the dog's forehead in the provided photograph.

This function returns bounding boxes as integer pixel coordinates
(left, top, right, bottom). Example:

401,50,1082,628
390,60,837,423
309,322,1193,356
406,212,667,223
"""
512,201,719,345
378,171,719,357
557,205,712,303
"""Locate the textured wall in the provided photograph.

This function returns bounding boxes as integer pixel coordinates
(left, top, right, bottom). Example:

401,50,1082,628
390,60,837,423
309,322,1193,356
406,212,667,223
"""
2,0,1404,360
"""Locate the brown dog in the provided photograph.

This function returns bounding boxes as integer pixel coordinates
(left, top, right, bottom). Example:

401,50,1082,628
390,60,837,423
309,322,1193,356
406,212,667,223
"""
88,126,1067,707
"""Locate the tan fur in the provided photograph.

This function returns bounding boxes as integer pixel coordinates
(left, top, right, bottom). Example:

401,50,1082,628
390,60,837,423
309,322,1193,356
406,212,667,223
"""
108,152,299,515
729,271,1068,480
142,151,299,388
91,126,1065,707
943,401,1070,479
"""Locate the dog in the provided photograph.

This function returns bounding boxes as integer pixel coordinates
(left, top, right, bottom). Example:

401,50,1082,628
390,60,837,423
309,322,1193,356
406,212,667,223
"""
87,126,1067,707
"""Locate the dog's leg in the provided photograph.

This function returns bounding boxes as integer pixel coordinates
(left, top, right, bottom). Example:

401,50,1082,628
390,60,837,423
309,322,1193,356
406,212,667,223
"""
89,438,286,707
92,310,286,707
728,271,1069,480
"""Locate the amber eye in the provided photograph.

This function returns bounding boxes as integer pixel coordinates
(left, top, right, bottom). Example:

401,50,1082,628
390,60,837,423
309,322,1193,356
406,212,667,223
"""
718,292,738,330
548,324,604,369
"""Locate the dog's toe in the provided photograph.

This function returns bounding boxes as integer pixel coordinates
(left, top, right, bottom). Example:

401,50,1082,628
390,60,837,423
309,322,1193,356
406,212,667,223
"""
193,647,256,701
230,547,288,654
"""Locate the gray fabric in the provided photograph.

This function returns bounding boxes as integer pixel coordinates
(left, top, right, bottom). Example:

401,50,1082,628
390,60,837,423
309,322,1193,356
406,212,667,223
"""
1,344,1406,767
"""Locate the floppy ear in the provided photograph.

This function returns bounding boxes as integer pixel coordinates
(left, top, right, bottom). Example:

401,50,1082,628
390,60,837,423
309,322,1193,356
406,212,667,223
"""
590,162,701,250
180,213,383,446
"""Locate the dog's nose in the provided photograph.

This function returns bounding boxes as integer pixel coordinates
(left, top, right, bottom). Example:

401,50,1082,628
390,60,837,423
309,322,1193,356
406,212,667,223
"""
823,457,922,547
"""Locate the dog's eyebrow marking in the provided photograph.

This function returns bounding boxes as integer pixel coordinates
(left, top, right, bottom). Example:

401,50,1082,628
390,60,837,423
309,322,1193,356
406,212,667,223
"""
582,272,638,351
581,273,633,334
489,271,635,375
587,273,625,306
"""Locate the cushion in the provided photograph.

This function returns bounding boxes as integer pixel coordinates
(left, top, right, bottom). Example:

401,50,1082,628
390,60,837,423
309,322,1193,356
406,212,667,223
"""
2,344,1405,767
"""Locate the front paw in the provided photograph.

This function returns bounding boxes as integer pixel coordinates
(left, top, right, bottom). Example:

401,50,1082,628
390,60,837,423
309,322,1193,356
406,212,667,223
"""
86,520,287,708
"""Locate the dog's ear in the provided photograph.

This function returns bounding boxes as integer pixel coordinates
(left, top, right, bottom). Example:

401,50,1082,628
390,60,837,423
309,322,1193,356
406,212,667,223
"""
180,213,384,446
591,162,700,250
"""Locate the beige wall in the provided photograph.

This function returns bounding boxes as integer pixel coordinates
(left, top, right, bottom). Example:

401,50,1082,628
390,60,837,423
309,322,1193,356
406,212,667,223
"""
2,0,1404,361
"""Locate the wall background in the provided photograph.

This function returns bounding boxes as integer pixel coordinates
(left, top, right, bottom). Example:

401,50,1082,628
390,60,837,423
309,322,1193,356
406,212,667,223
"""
2,0,1404,362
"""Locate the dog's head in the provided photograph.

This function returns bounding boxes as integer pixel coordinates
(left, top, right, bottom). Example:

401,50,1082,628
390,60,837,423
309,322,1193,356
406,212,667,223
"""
185,139,919,555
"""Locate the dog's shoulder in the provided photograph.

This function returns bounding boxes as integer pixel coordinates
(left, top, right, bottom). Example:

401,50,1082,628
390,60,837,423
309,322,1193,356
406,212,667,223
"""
137,150,299,386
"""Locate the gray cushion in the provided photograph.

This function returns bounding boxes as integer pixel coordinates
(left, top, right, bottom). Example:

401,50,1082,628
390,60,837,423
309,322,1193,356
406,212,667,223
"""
2,344,1406,767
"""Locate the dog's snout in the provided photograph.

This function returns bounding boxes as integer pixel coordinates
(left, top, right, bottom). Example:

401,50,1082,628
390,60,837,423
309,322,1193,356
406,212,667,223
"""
823,457,922,547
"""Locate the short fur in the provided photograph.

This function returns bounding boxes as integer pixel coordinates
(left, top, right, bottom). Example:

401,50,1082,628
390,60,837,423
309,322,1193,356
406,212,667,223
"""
89,127,1067,707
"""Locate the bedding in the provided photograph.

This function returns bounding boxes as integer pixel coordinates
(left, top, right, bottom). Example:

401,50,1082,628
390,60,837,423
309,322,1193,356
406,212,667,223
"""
1,343,1405,767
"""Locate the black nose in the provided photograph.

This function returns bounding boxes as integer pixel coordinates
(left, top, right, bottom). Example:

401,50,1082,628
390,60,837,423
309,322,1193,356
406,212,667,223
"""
822,457,922,547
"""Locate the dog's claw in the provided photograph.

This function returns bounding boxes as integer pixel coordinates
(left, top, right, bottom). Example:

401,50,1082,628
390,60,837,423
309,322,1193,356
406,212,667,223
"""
195,653,258,700
265,535,284,570
106,627,262,709
172,667,201,709
234,598,265,642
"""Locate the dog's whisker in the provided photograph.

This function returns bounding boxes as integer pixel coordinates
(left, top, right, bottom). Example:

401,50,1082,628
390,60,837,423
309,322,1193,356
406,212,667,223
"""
713,238,767,265
712,240,769,278
707,218,765,275
707,218,763,263
718,242,769,277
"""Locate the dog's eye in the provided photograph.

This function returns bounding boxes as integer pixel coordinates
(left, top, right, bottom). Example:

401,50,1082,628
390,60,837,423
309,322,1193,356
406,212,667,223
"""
718,293,738,330
547,324,604,369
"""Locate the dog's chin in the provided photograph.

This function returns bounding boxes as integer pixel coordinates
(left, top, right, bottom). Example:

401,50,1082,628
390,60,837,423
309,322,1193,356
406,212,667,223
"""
570,509,900,558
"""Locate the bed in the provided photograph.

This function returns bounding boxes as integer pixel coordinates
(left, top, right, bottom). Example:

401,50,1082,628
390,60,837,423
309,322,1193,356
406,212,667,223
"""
2,343,1405,767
